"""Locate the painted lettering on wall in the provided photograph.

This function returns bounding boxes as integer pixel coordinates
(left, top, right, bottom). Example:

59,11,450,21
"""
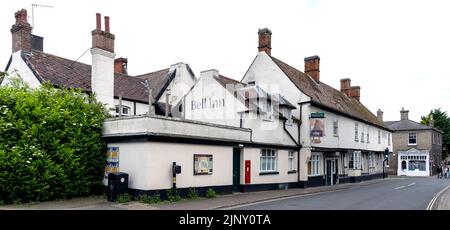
191,98,225,110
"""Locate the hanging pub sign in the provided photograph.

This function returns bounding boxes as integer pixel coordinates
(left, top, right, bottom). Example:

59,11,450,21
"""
310,112,325,144
193,154,213,175
105,147,119,180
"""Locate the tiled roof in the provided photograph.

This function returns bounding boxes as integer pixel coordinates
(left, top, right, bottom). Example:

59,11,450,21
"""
385,120,443,133
270,56,390,130
214,74,242,87
20,50,170,103
134,68,172,100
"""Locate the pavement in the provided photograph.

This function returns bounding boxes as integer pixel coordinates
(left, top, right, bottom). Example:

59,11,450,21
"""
1,176,449,210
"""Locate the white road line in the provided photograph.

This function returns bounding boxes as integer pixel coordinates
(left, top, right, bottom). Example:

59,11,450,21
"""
407,183,416,187
219,189,346,210
394,186,405,190
426,185,450,210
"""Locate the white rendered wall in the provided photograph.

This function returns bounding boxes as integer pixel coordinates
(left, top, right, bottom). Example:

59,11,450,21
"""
103,116,251,143
242,52,311,128
107,142,232,190
183,70,243,127
303,105,393,153
2,51,41,88
91,48,115,112
158,63,196,106
241,148,298,185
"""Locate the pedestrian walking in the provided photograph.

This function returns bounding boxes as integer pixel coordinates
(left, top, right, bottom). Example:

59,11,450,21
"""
445,167,449,179
437,166,442,179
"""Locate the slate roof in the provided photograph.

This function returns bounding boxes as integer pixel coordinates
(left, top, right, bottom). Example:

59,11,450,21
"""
19,50,172,103
270,56,390,130
385,120,443,133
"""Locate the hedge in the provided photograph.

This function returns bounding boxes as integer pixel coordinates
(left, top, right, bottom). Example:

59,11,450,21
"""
0,77,108,204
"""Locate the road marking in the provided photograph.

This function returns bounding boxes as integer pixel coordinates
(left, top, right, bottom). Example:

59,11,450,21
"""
219,189,346,210
407,183,416,187
394,186,405,190
426,185,450,210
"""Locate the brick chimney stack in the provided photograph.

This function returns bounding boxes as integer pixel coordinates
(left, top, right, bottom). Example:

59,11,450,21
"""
340,78,361,101
114,57,128,74
304,56,320,82
377,109,384,122
91,13,115,53
400,107,409,120
258,28,272,55
11,9,32,53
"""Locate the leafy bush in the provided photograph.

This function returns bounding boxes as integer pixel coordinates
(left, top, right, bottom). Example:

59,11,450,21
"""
139,192,162,204
166,188,181,202
187,187,199,200
116,193,132,203
0,76,108,204
206,188,217,198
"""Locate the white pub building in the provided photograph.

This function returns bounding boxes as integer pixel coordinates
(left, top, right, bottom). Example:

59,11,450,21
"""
2,9,393,197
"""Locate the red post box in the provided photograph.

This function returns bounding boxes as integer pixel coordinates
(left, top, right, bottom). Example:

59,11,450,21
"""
245,160,251,184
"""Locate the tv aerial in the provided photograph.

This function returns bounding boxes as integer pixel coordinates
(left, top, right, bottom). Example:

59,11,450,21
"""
31,3,53,28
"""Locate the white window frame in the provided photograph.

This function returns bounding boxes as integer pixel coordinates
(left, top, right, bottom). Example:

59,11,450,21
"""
288,151,296,171
378,129,381,144
388,133,391,146
355,123,359,142
361,131,365,143
260,149,277,172
309,154,321,176
368,152,375,168
408,132,417,145
367,132,370,144
348,151,362,169
333,118,339,137
115,105,131,116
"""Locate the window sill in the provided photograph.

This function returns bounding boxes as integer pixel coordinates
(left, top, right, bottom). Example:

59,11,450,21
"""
259,171,279,176
408,143,417,146
287,170,297,174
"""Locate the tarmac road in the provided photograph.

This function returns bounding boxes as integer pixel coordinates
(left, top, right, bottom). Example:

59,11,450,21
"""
232,177,450,210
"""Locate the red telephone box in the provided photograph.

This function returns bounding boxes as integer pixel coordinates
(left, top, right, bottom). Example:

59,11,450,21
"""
245,160,251,184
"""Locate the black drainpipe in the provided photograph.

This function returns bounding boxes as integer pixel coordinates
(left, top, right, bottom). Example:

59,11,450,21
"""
297,103,303,183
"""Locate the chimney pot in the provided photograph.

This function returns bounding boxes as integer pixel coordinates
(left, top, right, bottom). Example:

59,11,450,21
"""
304,55,320,82
114,57,128,74
91,13,115,53
105,16,110,33
258,28,272,55
96,13,101,30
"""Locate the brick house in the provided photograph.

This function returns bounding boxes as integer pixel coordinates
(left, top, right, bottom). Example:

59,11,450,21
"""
384,108,443,176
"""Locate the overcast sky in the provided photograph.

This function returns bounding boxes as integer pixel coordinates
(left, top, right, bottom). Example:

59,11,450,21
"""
2,0,449,122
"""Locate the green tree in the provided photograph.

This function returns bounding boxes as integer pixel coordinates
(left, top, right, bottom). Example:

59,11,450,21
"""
421,108,450,160
0,75,108,204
